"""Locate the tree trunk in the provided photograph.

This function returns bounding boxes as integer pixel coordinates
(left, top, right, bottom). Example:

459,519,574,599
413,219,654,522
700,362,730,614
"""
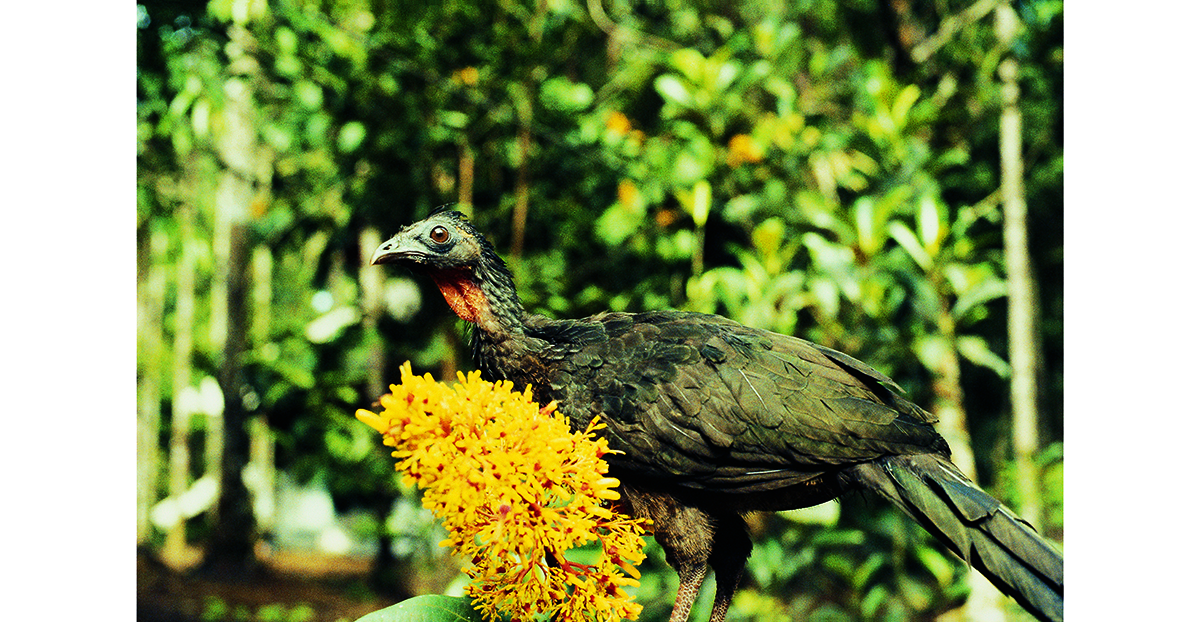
137,226,169,545
933,287,1004,622
510,85,532,260
360,226,401,591
458,143,474,210
996,1,1043,532
246,246,276,532
164,200,198,567
202,33,260,574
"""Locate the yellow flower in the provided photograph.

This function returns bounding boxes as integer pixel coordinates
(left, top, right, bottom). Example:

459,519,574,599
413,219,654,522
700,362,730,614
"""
356,362,648,622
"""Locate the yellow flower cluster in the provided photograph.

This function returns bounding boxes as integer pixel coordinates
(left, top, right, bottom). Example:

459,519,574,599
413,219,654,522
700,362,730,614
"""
356,362,648,622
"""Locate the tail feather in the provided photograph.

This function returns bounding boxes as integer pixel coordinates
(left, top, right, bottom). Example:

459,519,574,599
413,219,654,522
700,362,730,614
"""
852,453,1063,622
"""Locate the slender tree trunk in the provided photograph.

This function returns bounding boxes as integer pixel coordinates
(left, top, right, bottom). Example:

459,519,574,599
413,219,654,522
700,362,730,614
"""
203,30,260,573
359,226,400,591
933,283,1003,622
510,85,532,260
138,226,169,545
996,1,1043,532
458,143,474,210
931,305,976,482
247,246,275,532
164,201,198,567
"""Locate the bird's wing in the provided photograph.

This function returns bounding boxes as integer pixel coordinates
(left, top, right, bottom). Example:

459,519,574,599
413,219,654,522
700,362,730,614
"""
542,311,947,493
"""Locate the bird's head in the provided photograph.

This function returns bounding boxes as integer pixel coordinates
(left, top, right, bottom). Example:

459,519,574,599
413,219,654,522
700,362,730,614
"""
370,210,487,271
371,210,520,331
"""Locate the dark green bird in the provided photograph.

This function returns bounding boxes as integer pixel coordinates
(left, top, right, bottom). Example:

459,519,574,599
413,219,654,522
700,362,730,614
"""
371,210,1063,622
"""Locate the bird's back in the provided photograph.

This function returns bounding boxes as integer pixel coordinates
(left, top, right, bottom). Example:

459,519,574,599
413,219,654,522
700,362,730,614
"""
476,309,949,510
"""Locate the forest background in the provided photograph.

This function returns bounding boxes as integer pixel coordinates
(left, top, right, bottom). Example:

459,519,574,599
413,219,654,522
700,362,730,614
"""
11,1,1199,621
134,1,1064,620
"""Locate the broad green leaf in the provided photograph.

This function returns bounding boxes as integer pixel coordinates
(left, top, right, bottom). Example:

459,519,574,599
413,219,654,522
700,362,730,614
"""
913,334,954,374
892,84,921,126
595,204,641,246
295,80,323,110
338,121,367,152
669,48,706,83
540,77,594,112
654,74,693,107
305,306,361,343
852,552,886,591
354,595,486,622
957,335,1012,378
914,545,956,586
950,275,1008,320
853,197,883,256
438,111,469,129
691,180,711,227
715,61,738,92
778,500,840,525
916,193,943,251
887,221,932,271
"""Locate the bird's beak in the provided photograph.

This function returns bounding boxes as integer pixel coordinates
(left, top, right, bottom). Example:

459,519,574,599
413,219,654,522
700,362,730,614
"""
370,233,417,266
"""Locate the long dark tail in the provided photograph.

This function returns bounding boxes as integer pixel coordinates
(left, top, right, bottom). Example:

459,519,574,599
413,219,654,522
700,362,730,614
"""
851,453,1063,622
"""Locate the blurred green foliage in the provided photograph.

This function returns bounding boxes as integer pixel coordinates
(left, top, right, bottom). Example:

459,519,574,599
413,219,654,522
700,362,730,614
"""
138,0,1061,620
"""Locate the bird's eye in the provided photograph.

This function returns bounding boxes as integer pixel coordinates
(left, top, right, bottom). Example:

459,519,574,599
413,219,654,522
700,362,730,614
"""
430,225,450,244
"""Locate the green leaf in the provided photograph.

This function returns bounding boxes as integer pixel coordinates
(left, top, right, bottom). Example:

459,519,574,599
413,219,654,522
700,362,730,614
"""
951,282,1007,320
957,335,1012,378
438,111,469,129
305,306,361,343
853,197,882,256
887,221,932,271
913,334,954,374
914,545,956,587
295,80,324,110
540,77,594,112
669,48,706,83
354,595,486,622
338,121,367,153
778,500,840,525
916,193,943,252
892,84,921,127
691,179,711,227
654,74,693,107
852,552,886,591
596,204,641,246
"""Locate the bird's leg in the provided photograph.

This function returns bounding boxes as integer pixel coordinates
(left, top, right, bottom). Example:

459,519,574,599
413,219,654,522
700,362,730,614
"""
667,558,708,622
620,485,718,622
707,517,752,622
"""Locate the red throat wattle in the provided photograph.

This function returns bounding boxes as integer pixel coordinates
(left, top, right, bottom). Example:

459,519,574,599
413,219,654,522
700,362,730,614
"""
428,268,488,324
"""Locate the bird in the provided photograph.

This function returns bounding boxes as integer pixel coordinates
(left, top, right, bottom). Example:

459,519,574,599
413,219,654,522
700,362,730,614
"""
370,210,1063,622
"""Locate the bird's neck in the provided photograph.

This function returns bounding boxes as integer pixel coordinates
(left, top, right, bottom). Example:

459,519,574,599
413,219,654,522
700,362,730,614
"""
425,249,534,355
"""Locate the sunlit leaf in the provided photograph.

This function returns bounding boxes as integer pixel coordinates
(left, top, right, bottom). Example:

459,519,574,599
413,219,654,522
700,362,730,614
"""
892,84,921,127
916,194,943,251
596,204,641,246
950,274,1007,320
852,552,885,591
354,595,485,622
305,306,361,343
691,180,711,227
337,121,366,153
913,334,954,374
887,221,932,271
914,545,956,587
654,74,693,107
957,335,1012,378
669,48,706,84
540,77,595,112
